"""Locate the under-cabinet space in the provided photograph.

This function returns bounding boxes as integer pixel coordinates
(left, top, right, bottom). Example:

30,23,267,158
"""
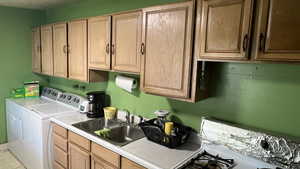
41,24,54,75
197,0,254,60
140,1,195,99
53,22,68,78
32,27,41,73
253,0,300,61
111,11,142,74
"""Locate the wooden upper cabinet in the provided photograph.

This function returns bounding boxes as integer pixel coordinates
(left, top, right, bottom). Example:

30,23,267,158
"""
68,20,88,82
198,0,253,60
88,16,111,70
53,23,68,78
41,25,54,75
69,143,90,169
254,0,300,61
32,27,41,73
140,2,194,99
112,11,142,74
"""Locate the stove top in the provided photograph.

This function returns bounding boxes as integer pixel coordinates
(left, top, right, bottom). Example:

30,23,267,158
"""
182,117,300,169
182,151,235,169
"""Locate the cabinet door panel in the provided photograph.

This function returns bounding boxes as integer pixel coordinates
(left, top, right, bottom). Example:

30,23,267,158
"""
255,0,300,60
121,157,146,169
41,25,54,75
53,23,68,78
88,16,111,70
68,20,88,81
32,27,41,73
91,155,116,169
199,0,253,59
69,143,90,169
112,11,142,73
141,2,194,98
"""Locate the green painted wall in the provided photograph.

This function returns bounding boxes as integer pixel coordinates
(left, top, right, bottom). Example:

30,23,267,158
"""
44,0,300,139
0,6,46,143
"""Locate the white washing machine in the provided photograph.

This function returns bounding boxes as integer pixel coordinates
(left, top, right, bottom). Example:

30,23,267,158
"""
6,89,87,169
6,87,62,165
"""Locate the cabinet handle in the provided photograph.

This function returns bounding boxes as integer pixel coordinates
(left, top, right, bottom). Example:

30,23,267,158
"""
105,44,110,54
259,33,265,51
242,34,249,52
140,43,145,55
63,45,68,54
111,44,115,55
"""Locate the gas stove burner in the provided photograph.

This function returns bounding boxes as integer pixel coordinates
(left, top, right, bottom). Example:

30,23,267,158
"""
182,151,235,169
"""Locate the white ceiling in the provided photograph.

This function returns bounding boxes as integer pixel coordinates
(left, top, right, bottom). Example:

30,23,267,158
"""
0,0,81,9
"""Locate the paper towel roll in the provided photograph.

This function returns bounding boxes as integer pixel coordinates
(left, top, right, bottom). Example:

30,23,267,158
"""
115,75,137,93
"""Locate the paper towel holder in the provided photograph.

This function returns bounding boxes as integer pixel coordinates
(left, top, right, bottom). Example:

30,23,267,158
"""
114,74,138,85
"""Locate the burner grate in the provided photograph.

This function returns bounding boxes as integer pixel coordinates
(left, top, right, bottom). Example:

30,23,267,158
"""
182,151,235,169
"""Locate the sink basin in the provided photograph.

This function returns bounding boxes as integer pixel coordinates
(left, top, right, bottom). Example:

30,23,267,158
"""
108,125,145,144
72,118,145,146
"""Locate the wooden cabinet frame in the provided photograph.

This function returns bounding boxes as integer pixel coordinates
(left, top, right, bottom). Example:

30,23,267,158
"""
88,16,111,70
198,0,254,60
111,11,142,74
53,22,68,78
253,0,300,61
140,1,195,99
41,24,54,75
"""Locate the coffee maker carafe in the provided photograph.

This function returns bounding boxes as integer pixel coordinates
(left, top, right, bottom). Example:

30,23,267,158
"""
86,91,105,118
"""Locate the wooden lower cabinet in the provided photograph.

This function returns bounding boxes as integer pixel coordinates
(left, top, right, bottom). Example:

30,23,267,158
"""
54,146,68,168
54,161,66,169
121,157,146,169
91,155,117,169
69,142,90,169
51,124,147,169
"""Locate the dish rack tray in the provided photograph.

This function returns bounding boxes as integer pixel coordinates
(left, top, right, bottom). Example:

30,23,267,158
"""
139,119,191,148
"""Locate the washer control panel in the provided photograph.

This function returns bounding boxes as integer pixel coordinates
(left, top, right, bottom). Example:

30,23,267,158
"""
57,93,87,108
41,87,62,100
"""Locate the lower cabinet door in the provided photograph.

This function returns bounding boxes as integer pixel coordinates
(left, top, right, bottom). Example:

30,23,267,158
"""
69,143,90,169
53,146,68,168
53,161,66,169
121,157,146,169
91,155,117,169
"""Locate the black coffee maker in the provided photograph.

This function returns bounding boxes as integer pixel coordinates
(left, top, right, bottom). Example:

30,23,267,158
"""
86,91,105,118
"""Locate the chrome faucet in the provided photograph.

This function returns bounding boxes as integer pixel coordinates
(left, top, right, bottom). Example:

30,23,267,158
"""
125,110,131,125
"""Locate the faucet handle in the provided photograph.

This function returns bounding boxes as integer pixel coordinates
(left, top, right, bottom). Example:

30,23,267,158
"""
124,110,130,123
138,115,144,124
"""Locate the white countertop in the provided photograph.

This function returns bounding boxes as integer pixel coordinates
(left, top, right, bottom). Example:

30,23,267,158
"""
51,113,201,169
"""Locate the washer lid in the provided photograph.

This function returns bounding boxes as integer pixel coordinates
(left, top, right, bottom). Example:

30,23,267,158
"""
30,102,75,118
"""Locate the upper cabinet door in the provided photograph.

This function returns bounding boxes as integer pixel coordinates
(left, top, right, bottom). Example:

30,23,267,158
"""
254,0,300,61
68,20,88,82
53,23,68,78
141,2,194,99
198,0,253,60
41,25,54,75
88,16,111,70
32,27,41,73
112,11,142,74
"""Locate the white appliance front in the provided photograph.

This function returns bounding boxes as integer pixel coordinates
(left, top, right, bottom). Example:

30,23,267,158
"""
6,100,79,169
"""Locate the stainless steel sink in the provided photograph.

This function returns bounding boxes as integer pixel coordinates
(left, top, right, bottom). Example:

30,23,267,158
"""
72,118,145,146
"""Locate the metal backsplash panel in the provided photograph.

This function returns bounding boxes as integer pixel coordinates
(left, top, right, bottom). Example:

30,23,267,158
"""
200,118,300,169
